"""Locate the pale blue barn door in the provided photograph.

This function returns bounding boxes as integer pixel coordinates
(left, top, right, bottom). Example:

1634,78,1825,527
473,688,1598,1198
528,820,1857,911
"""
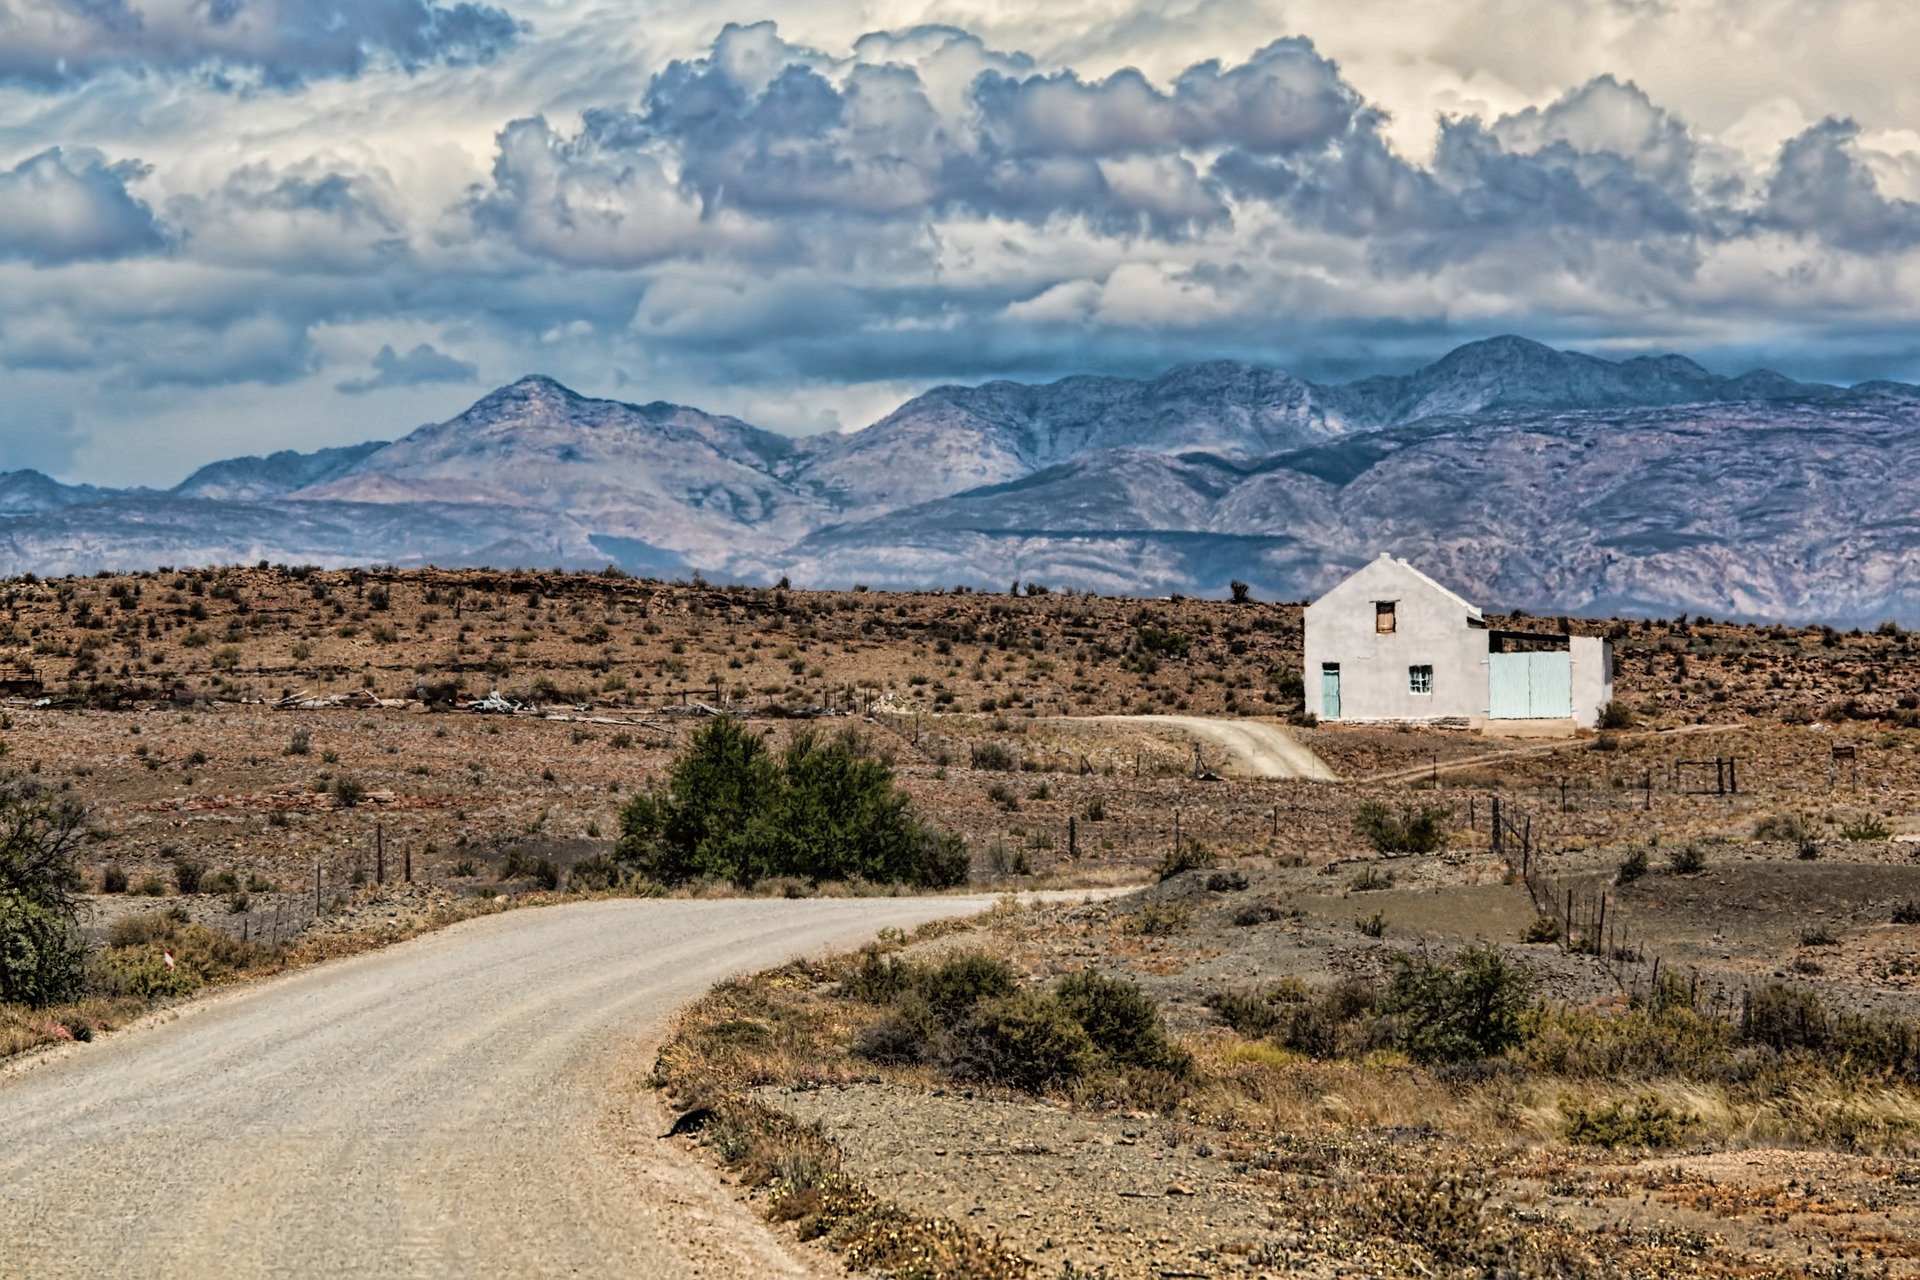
1320,664,1341,720
1488,652,1572,718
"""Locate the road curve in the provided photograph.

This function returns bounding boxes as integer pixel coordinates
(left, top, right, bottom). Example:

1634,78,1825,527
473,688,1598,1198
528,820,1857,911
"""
0,894,1057,1280
1079,715,1337,781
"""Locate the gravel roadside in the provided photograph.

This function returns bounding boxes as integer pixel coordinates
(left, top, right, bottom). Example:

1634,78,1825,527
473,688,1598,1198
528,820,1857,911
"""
0,895,1033,1280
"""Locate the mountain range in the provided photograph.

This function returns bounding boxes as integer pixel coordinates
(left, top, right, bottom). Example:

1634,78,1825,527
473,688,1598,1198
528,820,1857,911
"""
6,335,1920,623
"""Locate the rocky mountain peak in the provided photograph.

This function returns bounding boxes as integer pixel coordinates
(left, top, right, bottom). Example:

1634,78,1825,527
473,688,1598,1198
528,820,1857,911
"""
469,373,582,416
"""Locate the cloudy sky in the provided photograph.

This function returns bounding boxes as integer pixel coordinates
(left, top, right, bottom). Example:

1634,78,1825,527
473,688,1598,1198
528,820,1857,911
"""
5,0,1920,485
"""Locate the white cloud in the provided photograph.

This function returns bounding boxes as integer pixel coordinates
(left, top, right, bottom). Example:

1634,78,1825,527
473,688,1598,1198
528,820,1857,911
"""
8,0,1920,486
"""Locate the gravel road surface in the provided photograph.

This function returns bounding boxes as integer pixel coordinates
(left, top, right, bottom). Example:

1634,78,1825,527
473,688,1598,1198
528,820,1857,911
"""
1083,715,1337,780
0,894,1047,1279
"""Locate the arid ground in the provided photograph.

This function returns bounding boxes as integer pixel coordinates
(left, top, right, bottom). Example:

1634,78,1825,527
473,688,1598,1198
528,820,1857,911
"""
8,566,1920,1277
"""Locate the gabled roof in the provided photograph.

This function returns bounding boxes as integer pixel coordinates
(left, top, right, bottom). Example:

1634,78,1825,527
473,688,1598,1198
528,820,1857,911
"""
1374,552,1483,620
1308,552,1485,621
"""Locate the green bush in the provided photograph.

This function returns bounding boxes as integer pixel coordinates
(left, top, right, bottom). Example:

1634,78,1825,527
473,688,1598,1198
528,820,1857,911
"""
1380,945,1535,1064
844,950,1015,1017
949,990,1097,1091
1614,848,1649,885
1134,626,1191,658
0,891,86,1007
1055,970,1189,1075
918,953,1019,1018
617,718,967,889
173,857,205,894
1154,839,1217,881
1668,844,1706,875
1205,977,1377,1059
1841,815,1893,841
0,777,86,914
1354,801,1451,855
93,909,273,1000
567,852,622,892
1563,1094,1697,1149
1741,982,1830,1053
0,776,89,1006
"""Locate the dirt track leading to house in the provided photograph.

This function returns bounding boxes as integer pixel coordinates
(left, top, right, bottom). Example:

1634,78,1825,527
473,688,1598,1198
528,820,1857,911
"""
1079,714,1339,780
0,894,1072,1280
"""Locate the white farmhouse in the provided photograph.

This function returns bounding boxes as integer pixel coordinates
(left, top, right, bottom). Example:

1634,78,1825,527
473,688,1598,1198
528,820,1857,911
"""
1303,554,1613,732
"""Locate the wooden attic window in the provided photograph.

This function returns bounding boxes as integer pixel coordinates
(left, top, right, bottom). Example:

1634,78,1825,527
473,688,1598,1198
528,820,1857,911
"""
1375,601,1397,634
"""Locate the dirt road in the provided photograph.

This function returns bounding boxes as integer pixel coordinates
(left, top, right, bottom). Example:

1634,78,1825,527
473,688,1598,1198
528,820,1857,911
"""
0,894,1062,1279
1082,715,1338,781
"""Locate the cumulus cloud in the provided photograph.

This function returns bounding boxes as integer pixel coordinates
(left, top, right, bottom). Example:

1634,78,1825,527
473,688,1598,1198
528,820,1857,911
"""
469,115,745,268
973,38,1362,157
480,22,1281,245
169,162,406,271
337,342,477,393
469,28,1739,262
16,12,1920,485
0,147,166,265
0,0,521,89
1763,119,1920,252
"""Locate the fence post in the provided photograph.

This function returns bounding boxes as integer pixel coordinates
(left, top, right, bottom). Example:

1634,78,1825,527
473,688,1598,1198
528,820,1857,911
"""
1068,816,1078,860
1491,797,1503,859
376,822,385,886
314,859,321,919
1643,770,1652,811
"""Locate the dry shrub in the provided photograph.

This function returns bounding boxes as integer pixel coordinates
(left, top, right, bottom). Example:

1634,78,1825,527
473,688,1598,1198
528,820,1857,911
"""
0,994,148,1058
92,909,279,998
704,1100,1030,1279
1562,1093,1697,1148
1154,838,1218,881
1121,900,1191,936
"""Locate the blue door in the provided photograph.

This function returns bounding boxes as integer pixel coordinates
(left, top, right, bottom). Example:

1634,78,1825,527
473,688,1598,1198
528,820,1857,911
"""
1320,663,1341,719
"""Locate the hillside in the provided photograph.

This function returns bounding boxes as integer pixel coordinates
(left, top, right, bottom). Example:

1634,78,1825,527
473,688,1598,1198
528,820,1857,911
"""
4,337,1920,622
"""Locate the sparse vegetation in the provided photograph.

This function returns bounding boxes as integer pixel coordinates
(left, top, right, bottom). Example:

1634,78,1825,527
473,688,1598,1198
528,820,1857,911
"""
1841,814,1894,841
17,567,1920,1272
1153,838,1217,881
1667,843,1706,875
1353,801,1450,854
1613,847,1649,885
1562,1093,1697,1149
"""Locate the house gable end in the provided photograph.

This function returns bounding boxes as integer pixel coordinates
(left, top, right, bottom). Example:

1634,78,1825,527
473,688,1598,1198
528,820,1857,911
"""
1308,555,1483,627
